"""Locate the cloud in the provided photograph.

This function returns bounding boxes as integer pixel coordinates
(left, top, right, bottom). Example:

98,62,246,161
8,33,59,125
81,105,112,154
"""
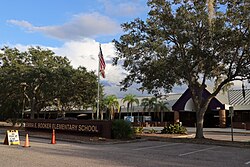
7,13,121,41
6,40,122,80
7,20,33,29
52,39,125,85
4,40,154,97
3,39,248,97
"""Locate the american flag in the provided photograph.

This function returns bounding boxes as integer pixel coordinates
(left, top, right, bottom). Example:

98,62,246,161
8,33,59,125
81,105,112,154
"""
98,46,106,78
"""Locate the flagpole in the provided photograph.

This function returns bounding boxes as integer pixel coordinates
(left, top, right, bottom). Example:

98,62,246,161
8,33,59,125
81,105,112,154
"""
97,44,101,120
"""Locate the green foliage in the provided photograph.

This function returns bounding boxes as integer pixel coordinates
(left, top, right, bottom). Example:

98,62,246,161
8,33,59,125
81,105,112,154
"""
122,94,139,116
113,0,250,138
133,126,143,134
161,124,187,134
5,118,20,126
148,128,157,134
141,97,169,121
104,95,119,120
141,97,157,113
113,0,250,94
0,46,99,119
112,120,133,139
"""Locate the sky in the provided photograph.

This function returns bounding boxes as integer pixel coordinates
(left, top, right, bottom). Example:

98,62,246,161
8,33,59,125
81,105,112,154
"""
0,0,162,98
0,0,244,98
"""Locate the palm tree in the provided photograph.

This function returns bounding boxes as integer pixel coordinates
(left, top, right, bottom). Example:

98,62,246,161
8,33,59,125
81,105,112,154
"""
141,97,157,117
141,98,149,116
91,103,96,120
155,100,169,122
103,95,119,120
122,94,139,117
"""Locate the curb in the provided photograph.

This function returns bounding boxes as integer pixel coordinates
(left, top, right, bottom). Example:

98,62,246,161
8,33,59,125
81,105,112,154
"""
28,134,147,145
17,130,147,145
203,130,250,134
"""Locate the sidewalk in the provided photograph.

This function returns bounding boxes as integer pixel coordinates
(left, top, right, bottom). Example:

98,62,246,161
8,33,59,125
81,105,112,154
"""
143,126,250,134
186,127,250,134
143,126,250,142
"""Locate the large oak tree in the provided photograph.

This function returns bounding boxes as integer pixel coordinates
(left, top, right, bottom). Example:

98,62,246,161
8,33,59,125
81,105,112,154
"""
113,0,250,138
0,47,99,121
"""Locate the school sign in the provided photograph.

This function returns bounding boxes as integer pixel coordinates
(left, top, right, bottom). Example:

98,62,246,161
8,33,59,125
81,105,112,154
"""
25,119,112,138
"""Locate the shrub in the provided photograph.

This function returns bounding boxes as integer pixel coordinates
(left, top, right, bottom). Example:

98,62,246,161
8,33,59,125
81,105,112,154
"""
161,124,187,134
133,126,143,134
112,120,133,139
6,118,20,126
148,128,157,134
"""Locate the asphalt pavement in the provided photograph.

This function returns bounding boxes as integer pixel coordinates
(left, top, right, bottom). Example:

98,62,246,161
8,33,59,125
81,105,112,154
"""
0,136,249,167
0,122,249,167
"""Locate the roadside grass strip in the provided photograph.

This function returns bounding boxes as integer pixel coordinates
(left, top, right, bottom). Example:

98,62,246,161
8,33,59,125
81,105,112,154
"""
179,146,221,157
133,143,181,151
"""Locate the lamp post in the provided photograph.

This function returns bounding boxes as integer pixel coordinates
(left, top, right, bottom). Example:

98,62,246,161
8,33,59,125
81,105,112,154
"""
229,106,234,142
20,82,28,127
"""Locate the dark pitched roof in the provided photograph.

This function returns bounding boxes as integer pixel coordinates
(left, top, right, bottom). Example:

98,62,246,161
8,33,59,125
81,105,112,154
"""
172,88,224,111
228,89,250,105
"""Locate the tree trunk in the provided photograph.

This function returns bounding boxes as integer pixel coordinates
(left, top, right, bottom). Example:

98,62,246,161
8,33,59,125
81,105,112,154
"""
127,104,129,116
31,85,39,119
106,109,110,120
195,110,205,139
130,104,133,117
119,106,121,120
110,108,114,120
30,97,36,119
100,110,103,120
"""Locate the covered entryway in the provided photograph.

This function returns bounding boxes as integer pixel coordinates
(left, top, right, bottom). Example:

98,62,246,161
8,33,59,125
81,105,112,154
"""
172,88,226,128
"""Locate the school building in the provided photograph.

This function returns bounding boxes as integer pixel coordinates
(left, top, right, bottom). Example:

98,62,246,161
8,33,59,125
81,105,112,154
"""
172,88,250,130
23,88,250,130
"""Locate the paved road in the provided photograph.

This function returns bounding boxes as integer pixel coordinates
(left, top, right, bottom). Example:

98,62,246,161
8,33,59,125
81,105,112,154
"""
1,135,250,167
